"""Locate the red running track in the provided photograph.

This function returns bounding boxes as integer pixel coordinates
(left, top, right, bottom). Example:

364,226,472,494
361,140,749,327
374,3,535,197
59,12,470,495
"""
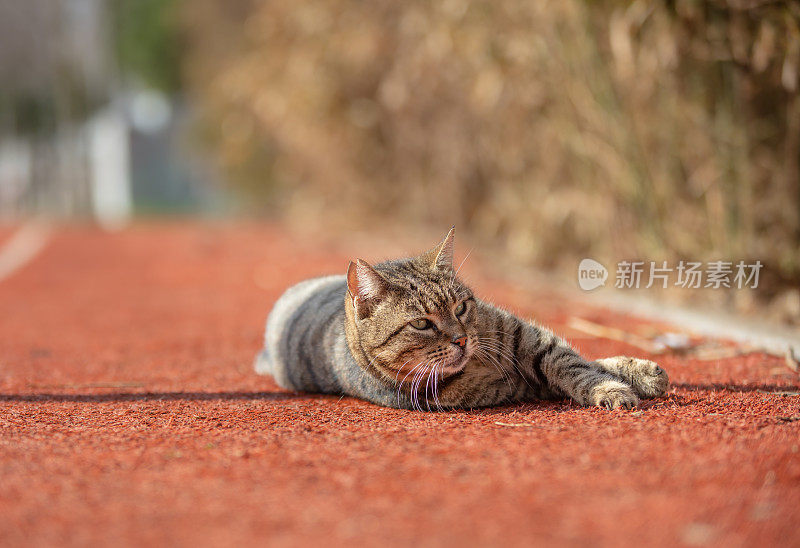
0,223,798,547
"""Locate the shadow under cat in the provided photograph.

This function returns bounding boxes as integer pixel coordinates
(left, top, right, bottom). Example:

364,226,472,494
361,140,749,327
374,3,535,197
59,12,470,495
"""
1,382,794,405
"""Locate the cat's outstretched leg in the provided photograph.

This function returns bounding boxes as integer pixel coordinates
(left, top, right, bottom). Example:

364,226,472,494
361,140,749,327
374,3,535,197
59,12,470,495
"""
468,302,668,410
594,356,669,399
516,325,642,410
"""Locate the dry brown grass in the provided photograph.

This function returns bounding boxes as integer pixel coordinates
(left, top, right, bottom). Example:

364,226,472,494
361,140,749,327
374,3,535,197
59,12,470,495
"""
181,0,800,319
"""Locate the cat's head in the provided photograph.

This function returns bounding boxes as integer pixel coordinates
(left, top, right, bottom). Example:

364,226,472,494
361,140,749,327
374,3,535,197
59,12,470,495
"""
344,228,477,386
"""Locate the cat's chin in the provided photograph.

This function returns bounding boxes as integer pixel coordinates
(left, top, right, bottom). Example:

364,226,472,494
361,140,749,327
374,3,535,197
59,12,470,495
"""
440,352,469,375
387,353,468,382
439,364,466,377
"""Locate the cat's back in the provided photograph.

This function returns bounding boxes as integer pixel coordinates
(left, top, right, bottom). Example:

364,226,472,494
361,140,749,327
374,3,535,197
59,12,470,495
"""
255,275,347,391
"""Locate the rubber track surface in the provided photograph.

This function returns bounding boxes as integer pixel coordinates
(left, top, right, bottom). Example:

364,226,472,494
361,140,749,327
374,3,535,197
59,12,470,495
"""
1,224,798,547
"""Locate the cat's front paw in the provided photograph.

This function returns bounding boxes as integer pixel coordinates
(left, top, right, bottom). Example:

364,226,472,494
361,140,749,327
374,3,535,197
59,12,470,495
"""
596,356,669,399
589,379,639,410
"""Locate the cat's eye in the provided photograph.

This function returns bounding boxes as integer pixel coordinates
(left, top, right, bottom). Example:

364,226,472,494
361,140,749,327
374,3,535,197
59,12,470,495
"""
454,302,466,316
409,318,432,330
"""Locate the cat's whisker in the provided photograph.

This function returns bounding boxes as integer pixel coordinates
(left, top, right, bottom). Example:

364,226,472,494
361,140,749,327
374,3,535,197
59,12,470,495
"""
478,336,520,355
407,370,418,409
476,339,537,392
477,338,527,369
398,361,422,387
477,345,525,393
421,361,434,411
474,353,514,394
476,339,517,364
418,364,431,411
476,337,521,363
479,344,519,368
393,358,414,384
476,347,513,382
426,359,442,412
411,367,424,410
432,360,444,411
411,361,430,411
479,330,515,337
424,365,432,412
430,364,438,411
399,366,416,408
397,360,425,408
366,348,391,366
475,345,501,365
433,362,443,404
365,348,396,378
473,347,514,392
428,360,440,412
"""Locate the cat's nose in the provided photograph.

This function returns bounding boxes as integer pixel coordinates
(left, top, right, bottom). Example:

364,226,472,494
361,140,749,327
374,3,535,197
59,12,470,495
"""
451,335,467,348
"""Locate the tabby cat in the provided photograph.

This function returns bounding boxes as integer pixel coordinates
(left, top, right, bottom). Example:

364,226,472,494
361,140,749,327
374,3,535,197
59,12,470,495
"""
255,229,669,410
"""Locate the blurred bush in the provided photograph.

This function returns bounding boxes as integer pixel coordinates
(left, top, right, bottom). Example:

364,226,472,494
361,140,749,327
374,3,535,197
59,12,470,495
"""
181,0,800,304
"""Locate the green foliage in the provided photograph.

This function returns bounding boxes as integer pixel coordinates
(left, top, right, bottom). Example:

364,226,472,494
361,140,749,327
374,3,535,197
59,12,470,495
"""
111,0,182,92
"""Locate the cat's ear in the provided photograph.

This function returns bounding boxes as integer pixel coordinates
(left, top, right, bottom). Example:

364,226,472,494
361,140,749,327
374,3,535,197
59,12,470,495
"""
347,259,389,319
421,226,455,271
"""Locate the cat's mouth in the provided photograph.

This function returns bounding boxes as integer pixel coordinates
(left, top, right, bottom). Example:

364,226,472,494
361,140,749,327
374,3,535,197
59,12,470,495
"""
391,351,468,383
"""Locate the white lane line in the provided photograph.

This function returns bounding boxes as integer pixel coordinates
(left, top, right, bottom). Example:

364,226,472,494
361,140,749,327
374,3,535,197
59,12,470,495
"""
0,223,52,283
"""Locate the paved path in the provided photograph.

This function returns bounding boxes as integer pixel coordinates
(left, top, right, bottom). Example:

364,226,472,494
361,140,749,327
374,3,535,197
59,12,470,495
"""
1,223,798,547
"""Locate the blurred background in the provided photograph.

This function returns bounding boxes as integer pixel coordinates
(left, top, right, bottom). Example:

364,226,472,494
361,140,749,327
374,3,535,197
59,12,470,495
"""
1,0,798,325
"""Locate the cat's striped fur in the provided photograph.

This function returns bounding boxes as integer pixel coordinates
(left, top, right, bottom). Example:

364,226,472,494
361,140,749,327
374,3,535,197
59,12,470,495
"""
255,229,669,410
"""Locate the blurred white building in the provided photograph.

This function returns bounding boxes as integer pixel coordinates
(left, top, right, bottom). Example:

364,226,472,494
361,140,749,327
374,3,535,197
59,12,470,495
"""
0,0,224,225
0,0,132,226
